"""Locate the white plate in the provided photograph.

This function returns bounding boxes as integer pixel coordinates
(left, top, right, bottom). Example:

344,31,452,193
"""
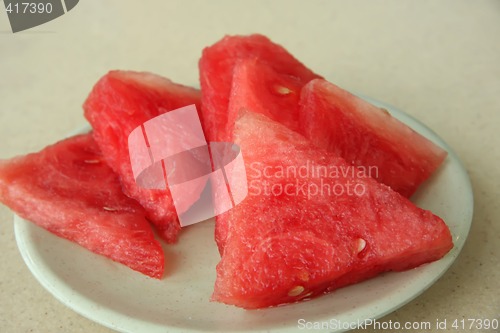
14,97,473,333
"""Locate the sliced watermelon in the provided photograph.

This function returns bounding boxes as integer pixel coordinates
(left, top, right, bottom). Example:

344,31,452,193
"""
0,133,164,279
199,34,321,142
83,70,202,243
299,79,447,197
212,111,453,309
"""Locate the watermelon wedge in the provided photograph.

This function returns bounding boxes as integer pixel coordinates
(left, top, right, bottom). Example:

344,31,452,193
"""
221,53,445,198
212,111,453,309
299,79,448,197
84,70,202,243
0,133,164,279
199,34,321,142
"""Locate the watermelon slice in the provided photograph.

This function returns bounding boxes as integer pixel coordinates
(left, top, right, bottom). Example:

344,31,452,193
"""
199,34,321,142
84,70,202,243
0,133,164,279
299,79,447,197
212,111,453,309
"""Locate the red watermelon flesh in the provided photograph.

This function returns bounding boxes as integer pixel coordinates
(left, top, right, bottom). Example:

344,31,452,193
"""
299,79,447,197
212,111,453,309
224,58,305,141
0,133,164,279
84,71,202,243
215,58,305,255
199,34,321,142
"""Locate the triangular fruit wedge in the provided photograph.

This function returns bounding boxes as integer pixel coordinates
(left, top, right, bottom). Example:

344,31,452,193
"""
299,79,447,197
84,70,202,243
199,34,321,142
213,111,453,309
0,133,164,278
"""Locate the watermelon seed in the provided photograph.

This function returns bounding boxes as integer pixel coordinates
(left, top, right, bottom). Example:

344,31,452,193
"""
103,206,117,212
275,85,293,95
288,285,305,297
356,238,367,253
84,159,100,164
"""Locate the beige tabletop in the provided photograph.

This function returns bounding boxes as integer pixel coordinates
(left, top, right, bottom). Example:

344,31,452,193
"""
1,1,499,332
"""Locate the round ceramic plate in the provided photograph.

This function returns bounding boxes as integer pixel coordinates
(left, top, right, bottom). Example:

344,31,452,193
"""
14,97,473,333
